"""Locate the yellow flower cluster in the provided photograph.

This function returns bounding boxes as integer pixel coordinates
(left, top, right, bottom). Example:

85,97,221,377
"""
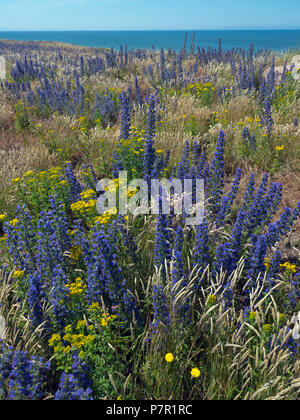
9,219,19,227
65,277,87,297
62,333,95,350
263,324,272,333
276,145,285,152
186,82,215,98
49,324,96,355
89,302,101,311
88,303,117,326
12,167,68,201
208,294,217,304
118,126,146,157
80,189,96,200
70,199,97,214
264,257,271,269
127,187,138,199
94,208,118,226
68,246,83,261
100,312,117,327
265,258,296,273
280,262,297,273
48,334,61,347
12,270,25,279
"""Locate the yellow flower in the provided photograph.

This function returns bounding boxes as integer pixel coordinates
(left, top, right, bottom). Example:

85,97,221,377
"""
280,262,297,273
165,353,174,363
101,318,108,327
276,145,285,152
0,214,6,222
263,324,272,333
9,219,19,227
208,294,217,304
48,334,61,347
65,278,87,297
264,257,271,269
80,189,96,200
191,368,201,378
64,325,72,333
89,302,100,311
12,270,25,279
0,234,7,243
69,246,83,261
12,178,21,183
279,313,285,321
76,320,86,330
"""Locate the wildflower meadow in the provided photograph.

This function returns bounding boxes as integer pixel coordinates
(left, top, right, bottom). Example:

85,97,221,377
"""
0,39,299,401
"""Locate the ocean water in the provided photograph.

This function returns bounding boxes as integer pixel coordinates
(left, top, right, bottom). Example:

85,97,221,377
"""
0,30,300,52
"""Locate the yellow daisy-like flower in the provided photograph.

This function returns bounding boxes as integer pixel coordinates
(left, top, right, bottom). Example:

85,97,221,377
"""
9,219,19,227
165,353,174,363
191,368,201,378
0,214,6,222
276,145,285,152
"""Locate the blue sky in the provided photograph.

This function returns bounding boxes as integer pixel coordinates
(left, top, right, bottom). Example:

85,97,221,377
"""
0,0,300,31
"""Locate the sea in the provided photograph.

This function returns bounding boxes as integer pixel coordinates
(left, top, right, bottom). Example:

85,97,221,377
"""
0,30,300,52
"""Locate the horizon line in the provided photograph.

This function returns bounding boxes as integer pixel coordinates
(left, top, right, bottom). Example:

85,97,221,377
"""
1,28,300,32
